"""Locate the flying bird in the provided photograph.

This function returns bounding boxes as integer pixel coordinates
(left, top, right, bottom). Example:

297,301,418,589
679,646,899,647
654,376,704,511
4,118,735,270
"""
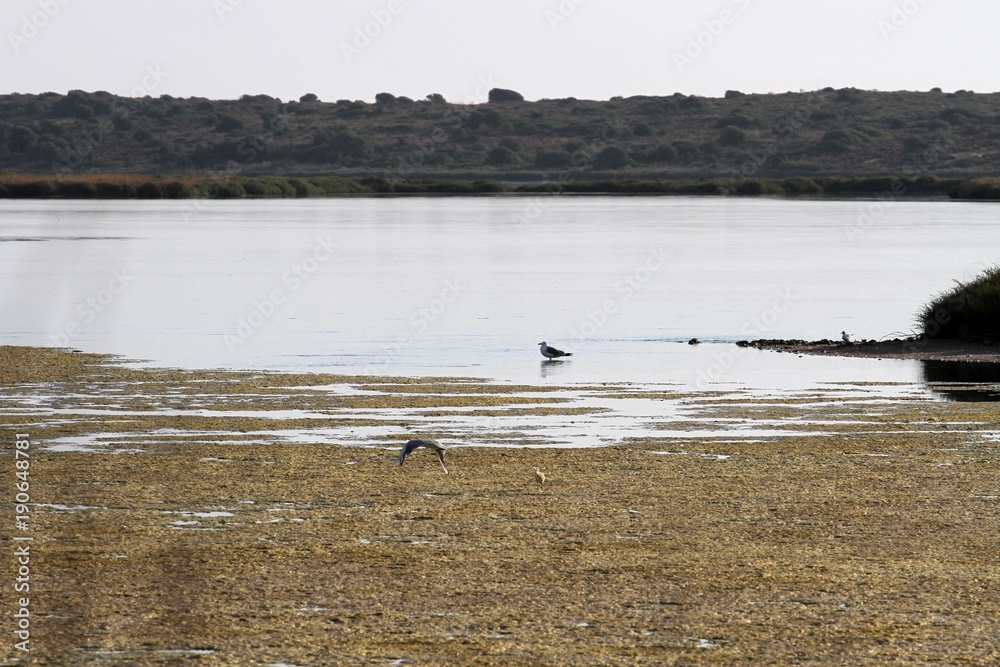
397,439,449,474
538,341,572,360
841,331,855,344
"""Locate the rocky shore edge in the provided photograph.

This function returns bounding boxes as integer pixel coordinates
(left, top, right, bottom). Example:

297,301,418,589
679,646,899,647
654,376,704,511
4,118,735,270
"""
738,336,1000,364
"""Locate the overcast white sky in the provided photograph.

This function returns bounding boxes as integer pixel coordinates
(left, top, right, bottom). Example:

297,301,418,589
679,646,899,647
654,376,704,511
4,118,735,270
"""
3,0,998,103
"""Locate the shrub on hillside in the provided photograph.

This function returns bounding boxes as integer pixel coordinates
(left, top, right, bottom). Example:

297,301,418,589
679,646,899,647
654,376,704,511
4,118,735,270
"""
592,146,631,170
902,136,930,153
716,114,752,129
462,108,502,130
718,126,746,147
488,88,524,103
817,129,854,154
637,144,679,164
535,150,570,168
485,146,517,166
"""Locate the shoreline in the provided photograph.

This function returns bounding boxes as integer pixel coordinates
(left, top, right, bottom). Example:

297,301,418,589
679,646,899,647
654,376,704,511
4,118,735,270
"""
1,173,998,200
742,337,1000,364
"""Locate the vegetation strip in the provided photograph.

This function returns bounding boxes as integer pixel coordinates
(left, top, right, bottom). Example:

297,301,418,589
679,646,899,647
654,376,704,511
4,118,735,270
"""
1,172,998,199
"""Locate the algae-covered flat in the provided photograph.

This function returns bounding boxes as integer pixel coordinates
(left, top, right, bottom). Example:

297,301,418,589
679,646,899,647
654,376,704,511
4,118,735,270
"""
1,346,998,666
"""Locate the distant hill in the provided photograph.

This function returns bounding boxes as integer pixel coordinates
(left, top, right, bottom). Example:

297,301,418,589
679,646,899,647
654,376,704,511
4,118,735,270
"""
1,88,998,181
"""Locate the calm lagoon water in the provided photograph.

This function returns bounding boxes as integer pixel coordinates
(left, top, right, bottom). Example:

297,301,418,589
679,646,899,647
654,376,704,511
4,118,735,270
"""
1,196,997,390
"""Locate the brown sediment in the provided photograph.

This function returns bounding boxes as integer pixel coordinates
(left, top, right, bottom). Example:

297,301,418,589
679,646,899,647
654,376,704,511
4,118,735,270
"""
744,337,1000,363
1,346,998,666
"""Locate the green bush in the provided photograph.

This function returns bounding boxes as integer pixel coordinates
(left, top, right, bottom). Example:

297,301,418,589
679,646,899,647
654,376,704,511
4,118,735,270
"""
485,146,517,166
949,178,1000,200
285,178,316,197
94,182,137,198
56,181,97,198
779,177,823,194
817,129,854,154
136,181,165,198
716,114,752,129
488,88,524,103
535,150,569,168
592,146,631,170
643,144,678,164
918,266,1000,340
734,178,783,195
241,178,283,196
164,180,195,198
902,136,930,153
472,180,509,193
718,126,746,147
205,180,245,198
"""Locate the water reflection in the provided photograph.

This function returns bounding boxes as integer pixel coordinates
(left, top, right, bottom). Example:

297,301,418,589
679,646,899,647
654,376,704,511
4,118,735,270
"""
921,360,1000,402
540,359,571,379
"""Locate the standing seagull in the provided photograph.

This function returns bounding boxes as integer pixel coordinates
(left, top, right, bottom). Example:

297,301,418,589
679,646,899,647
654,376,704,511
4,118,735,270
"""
397,439,449,474
538,341,573,360
841,331,855,344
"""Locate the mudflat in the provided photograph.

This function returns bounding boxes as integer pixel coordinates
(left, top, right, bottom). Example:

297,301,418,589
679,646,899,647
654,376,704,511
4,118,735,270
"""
744,337,1000,364
1,347,998,666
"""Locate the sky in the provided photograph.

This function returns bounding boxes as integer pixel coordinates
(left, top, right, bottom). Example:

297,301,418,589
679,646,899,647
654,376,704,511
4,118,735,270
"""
2,0,999,103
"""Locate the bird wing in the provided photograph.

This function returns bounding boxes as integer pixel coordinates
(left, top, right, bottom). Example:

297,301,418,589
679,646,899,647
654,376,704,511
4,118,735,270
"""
398,440,420,466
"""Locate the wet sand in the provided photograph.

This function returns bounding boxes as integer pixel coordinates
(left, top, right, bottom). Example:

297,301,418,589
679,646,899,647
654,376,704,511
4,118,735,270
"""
1,347,998,666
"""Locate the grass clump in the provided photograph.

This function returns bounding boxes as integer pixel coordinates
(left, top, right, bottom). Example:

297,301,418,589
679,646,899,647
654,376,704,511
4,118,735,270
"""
919,266,1000,341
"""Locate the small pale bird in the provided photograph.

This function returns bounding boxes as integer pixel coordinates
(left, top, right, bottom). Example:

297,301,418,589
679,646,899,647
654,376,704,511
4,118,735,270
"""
841,331,855,344
538,341,572,360
397,439,449,474
535,467,547,485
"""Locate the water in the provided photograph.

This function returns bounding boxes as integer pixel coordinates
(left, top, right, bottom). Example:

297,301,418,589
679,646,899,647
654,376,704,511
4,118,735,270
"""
1,196,997,389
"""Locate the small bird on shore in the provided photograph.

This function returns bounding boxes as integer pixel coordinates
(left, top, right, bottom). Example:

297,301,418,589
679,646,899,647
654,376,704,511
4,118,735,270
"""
538,341,572,360
397,439,449,474
535,467,547,485
841,331,855,344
